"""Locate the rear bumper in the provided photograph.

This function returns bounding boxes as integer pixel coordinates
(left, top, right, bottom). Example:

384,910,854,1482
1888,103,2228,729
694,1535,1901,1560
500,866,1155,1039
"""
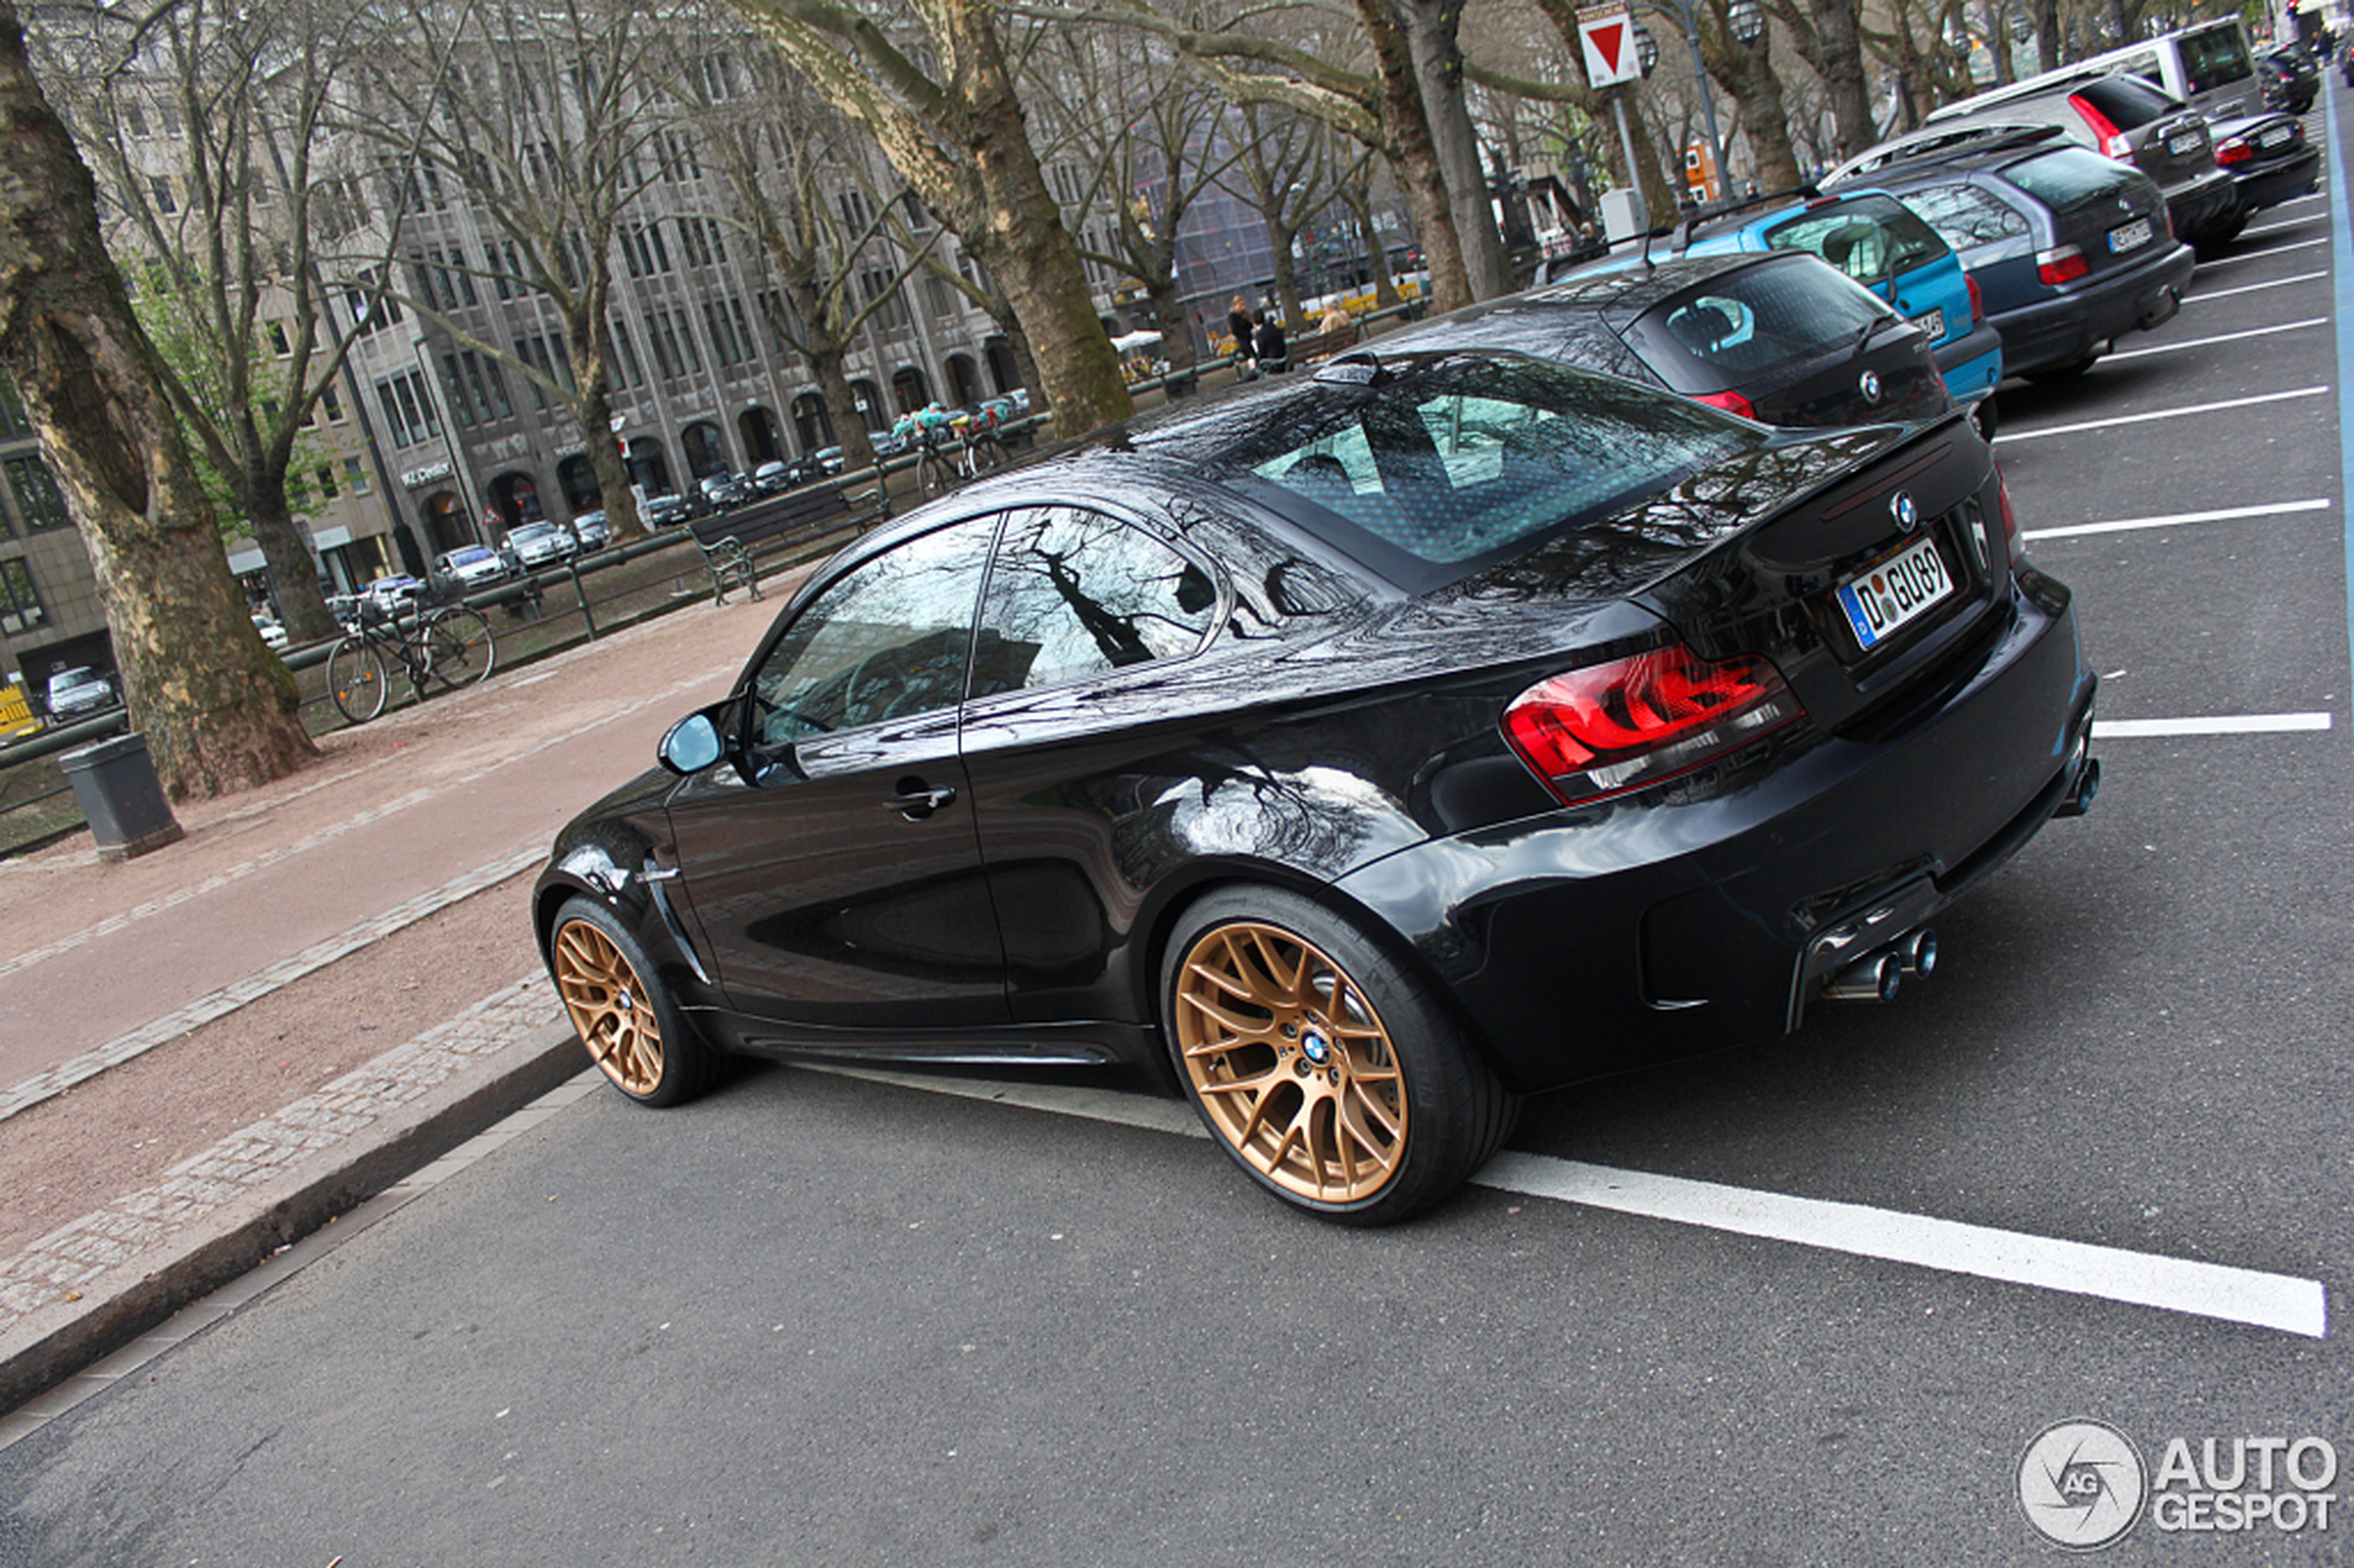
2169,170,2243,242
1336,573,2096,1095
2230,144,2322,213
1992,240,2196,377
1930,318,2005,401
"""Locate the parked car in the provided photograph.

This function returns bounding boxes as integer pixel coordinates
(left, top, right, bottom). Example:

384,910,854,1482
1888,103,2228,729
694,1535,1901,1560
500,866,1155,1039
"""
2059,16,2267,121
435,544,513,592
699,472,754,511
569,511,612,551
250,613,290,651
1921,70,2242,247
1679,189,2005,420
533,346,2097,1224
502,521,577,571
753,461,794,495
1393,250,1954,428
642,491,694,527
2260,43,2319,113
361,575,425,614
44,665,118,719
1824,123,2196,382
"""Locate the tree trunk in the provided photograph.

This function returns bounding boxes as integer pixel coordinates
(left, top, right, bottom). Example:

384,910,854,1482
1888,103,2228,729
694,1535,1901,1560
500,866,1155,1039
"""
1146,276,1196,375
1353,0,1472,313
1344,184,1404,309
1714,37,1803,193
0,0,313,800
938,0,1131,436
812,345,875,474
1805,0,1879,159
245,483,336,643
1395,0,1512,300
561,308,645,541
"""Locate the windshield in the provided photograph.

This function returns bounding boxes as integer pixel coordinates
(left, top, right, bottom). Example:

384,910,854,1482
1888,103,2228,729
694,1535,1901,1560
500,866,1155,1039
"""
2178,22,2253,93
1158,354,1760,584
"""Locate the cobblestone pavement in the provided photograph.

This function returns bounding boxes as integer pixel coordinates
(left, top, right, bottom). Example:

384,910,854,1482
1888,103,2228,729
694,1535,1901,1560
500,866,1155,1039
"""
0,583,793,1419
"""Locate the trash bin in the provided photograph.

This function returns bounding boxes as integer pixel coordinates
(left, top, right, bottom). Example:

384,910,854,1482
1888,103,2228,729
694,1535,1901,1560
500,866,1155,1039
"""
59,731,184,862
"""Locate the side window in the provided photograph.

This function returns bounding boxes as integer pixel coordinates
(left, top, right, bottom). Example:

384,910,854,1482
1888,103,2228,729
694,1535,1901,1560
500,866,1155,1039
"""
1903,183,2030,249
974,507,1218,695
748,514,998,743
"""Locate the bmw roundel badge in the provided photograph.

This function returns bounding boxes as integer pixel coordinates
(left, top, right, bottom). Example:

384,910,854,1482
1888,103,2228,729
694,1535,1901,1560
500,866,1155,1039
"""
1891,491,1919,533
1858,369,1882,404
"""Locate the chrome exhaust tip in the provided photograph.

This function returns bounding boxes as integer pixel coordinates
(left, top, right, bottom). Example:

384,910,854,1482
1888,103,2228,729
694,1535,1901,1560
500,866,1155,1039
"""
1822,951,1902,1004
1898,928,1937,979
2057,756,2101,818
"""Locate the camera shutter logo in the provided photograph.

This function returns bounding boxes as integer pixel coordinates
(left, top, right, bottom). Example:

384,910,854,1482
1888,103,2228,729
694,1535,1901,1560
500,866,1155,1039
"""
2019,1420,2147,1550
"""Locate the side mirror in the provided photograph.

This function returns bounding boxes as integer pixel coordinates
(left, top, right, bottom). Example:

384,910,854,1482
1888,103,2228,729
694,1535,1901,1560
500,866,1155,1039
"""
657,711,725,775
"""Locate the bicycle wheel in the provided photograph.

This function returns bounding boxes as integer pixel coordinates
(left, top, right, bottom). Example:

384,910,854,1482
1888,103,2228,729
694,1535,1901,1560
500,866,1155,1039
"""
422,605,496,689
970,433,1006,473
918,446,950,498
326,638,388,724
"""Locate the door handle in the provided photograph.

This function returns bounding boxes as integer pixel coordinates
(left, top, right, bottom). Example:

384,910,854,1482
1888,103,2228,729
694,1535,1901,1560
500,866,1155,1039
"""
884,783,956,820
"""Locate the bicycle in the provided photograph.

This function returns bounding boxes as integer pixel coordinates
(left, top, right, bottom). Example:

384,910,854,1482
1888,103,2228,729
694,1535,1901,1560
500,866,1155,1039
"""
325,597,497,724
912,413,1010,498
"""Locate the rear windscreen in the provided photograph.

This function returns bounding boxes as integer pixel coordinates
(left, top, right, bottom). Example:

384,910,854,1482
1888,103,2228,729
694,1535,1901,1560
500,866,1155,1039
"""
2001,146,2149,215
2070,74,2183,129
2179,24,2254,93
1623,258,1896,395
1172,356,1762,578
1760,195,1949,287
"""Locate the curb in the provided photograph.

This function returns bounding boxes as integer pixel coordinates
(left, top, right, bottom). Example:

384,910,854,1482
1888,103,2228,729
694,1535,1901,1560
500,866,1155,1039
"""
0,1019,584,1419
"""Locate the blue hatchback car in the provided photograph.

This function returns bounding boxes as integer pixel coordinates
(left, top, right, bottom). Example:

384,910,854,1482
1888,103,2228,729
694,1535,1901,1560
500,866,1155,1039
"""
1683,191,2004,423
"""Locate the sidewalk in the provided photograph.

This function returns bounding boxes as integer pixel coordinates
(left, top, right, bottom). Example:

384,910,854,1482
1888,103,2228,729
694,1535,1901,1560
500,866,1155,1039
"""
0,586,787,1417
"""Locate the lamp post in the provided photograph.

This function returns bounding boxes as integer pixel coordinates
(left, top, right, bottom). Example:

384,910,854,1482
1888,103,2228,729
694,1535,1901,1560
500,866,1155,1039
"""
1634,0,1767,208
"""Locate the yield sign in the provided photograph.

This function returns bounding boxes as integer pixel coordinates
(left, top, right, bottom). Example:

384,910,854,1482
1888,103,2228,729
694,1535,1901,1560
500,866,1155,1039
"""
1577,1,1639,87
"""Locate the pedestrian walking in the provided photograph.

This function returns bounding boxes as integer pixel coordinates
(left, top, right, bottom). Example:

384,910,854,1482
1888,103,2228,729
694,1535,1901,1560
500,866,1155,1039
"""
1227,295,1259,380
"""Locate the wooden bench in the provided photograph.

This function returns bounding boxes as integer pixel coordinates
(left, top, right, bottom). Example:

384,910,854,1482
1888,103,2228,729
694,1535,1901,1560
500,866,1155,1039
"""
687,480,890,604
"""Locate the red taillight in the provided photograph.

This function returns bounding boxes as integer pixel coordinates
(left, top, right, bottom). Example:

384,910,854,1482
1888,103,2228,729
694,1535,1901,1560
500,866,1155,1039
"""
1694,388,1758,420
2068,93,2134,159
1502,645,1804,805
1965,272,1984,325
2036,245,2089,285
2215,135,2253,165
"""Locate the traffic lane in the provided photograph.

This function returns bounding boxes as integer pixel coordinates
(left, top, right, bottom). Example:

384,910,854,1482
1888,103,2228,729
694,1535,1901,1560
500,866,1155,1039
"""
0,1068,2339,1567
1502,723,2352,1283
2027,515,2348,719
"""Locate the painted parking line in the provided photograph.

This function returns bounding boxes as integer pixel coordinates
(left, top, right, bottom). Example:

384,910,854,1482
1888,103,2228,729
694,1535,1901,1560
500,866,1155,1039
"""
2094,713,2334,739
2002,385,2330,443
2186,270,2328,302
2023,498,2331,539
2193,235,2330,267
813,1066,2329,1338
2105,317,2328,360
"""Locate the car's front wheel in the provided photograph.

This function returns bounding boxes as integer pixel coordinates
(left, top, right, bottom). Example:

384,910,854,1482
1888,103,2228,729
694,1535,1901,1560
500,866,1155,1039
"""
549,897,717,1106
1162,889,1518,1224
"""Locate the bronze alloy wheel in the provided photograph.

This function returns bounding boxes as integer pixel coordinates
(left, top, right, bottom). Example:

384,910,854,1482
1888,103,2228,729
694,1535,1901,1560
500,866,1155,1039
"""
552,915,667,1096
1174,918,1409,1205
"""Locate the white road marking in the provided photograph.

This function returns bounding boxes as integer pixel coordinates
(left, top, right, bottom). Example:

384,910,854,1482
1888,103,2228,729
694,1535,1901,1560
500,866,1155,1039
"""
2241,215,2324,240
813,1066,2328,1338
2002,385,2329,442
2094,713,2334,738
2193,235,2329,266
2187,269,2328,301
2023,498,2331,539
2105,317,2327,360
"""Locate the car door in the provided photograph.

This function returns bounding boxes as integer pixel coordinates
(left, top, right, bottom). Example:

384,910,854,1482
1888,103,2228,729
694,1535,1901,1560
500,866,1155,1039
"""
956,503,1226,1026
660,513,1010,1033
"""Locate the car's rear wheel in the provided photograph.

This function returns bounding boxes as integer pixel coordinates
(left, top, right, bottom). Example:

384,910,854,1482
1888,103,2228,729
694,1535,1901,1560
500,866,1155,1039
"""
550,897,716,1106
1162,889,1517,1224
326,639,387,724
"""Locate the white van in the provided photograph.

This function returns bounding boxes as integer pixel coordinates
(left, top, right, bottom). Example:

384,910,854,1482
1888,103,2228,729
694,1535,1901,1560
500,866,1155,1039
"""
2064,18,2263,121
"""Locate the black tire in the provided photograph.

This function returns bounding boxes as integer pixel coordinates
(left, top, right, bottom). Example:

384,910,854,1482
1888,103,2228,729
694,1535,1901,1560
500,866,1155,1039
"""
326,638,388,724
918,447,950,498
1160,887,1518,1225
548,896,718,1106
423,605,495,689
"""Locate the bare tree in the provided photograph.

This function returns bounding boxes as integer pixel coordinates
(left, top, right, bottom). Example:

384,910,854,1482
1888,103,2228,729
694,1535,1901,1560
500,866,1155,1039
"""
0,0,315,797
720,0,1133,435
346,0,697,540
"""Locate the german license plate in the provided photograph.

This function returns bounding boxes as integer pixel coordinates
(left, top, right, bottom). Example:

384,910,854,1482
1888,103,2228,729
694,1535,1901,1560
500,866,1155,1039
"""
1836,534,1953,651
2108,217,2154,253
2261,125,2293,147
2167,131,2203,156
1910,308,1945,342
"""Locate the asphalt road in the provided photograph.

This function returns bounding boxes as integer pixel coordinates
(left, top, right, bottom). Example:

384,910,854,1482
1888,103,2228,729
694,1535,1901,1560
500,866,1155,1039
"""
5,104,2353,1568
